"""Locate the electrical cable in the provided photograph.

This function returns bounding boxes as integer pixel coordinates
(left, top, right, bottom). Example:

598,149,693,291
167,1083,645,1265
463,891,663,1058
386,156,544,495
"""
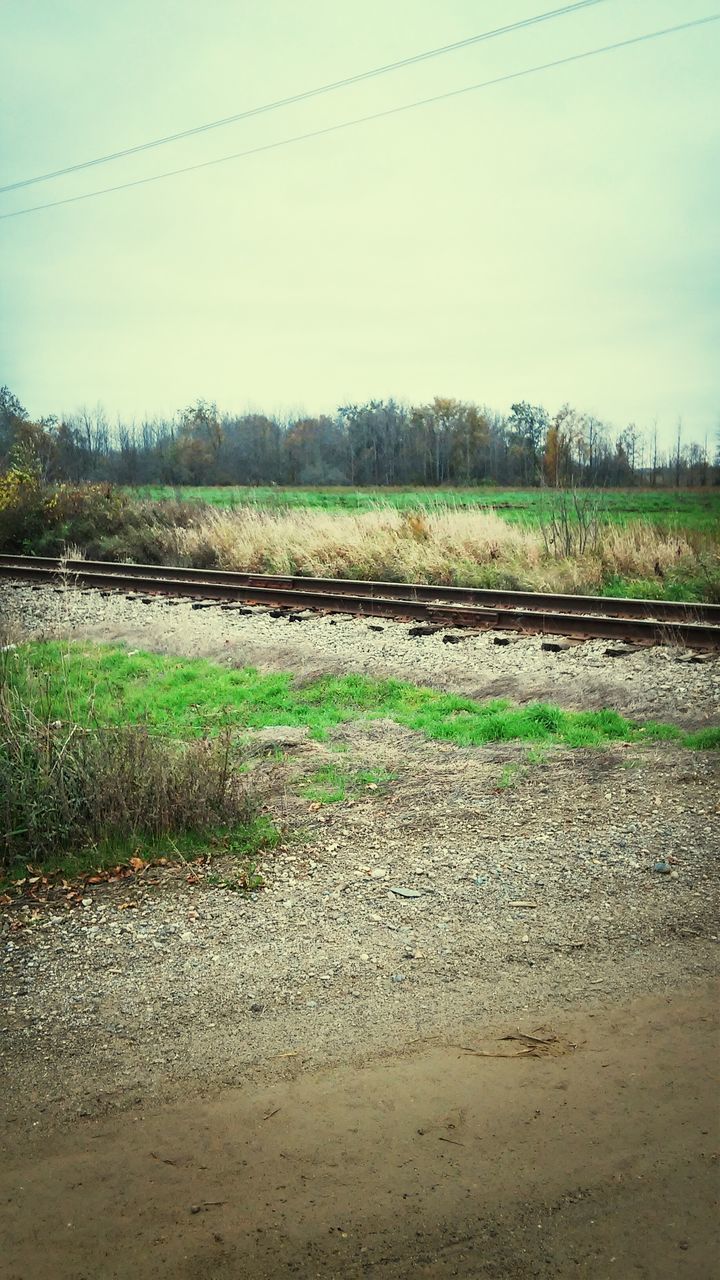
1,15,716,222
0,0,608,194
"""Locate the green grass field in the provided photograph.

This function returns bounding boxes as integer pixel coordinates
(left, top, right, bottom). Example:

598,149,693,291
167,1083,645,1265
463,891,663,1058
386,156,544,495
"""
11,642,720,751
128,484,720,531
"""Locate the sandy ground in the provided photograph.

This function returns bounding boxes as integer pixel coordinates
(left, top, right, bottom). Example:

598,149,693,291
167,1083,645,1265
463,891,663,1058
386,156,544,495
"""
3,984,718,1280
2,586,720,1277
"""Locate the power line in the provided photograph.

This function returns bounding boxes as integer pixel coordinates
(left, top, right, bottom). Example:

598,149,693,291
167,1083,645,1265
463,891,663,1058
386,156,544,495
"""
2,15,717,222
0,1,608,195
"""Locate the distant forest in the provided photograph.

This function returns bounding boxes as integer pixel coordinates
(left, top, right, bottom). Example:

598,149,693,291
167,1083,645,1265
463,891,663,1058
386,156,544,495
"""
1,387,718,489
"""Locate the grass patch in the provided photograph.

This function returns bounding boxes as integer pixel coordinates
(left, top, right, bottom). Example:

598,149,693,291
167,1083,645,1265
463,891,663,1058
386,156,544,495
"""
299,764,396,804
127,484,720,533
6,818,277,891
497,763,521,789
0,641,278,880
7,643,718,757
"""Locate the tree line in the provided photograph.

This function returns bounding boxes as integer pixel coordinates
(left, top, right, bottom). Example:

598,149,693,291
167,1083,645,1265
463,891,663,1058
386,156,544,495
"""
1,386,718,489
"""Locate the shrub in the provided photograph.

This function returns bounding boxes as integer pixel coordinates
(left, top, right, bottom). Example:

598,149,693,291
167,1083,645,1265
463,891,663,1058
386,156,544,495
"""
0,645,259,872
0,469,131,555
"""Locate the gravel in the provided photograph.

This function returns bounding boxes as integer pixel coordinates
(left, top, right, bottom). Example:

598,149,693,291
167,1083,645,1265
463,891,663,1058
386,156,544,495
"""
2,724,719,1128
2,580,719,727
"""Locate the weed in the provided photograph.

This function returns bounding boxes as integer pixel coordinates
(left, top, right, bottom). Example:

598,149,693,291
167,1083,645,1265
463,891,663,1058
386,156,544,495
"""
299,764,396,804
205,860,265,893
0,644,273,878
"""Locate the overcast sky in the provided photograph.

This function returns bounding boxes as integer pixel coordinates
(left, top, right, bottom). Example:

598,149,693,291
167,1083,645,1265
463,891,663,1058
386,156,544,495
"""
2,0,718,447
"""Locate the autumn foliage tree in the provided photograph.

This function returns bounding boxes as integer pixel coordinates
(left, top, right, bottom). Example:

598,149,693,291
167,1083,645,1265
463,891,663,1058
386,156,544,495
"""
0,386,716,490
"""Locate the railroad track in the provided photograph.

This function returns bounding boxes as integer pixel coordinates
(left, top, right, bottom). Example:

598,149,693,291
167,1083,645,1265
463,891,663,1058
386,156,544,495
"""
1,554,719,650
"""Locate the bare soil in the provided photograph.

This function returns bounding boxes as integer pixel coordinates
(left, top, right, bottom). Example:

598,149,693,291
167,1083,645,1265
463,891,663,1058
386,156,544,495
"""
2,986,718,1280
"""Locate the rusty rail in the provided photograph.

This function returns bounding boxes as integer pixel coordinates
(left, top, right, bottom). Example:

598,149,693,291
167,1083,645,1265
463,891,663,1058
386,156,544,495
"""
1,554,718,649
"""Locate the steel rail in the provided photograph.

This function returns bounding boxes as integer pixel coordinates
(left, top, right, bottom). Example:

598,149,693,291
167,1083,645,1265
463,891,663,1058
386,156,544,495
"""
0,554,717,626
1,555,719,649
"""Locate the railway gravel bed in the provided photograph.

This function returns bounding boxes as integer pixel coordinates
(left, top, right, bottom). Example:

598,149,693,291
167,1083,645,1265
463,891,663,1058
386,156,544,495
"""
3,579,720,727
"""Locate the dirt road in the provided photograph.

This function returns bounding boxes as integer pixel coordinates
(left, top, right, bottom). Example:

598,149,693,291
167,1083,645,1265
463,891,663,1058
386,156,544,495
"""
2,984,718,1279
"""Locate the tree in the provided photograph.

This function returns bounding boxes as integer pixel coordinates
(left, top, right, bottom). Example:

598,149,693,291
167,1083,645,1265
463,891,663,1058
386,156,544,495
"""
507,402,549,484
616,424,640,486
0,386,28,463
674,419,683,488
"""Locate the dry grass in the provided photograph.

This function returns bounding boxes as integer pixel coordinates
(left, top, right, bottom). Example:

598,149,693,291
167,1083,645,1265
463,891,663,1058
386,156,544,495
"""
156,506,712,596
1,472,715,597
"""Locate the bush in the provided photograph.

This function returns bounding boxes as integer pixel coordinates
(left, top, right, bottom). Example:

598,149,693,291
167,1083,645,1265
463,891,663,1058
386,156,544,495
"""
0,469,131,555
0,645,259,872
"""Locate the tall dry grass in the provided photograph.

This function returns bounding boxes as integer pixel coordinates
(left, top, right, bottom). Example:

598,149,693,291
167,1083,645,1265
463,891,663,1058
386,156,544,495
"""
155,505,712,596
1,470,714,596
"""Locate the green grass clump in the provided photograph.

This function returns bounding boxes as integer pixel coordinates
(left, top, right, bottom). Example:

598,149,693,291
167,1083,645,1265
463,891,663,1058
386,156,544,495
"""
299,764,396,804
10,818,278,888
7,642,717,753
0,642,279,879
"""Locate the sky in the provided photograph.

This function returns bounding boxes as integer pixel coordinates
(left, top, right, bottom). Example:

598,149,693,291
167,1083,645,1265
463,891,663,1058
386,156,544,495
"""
2,0,719,448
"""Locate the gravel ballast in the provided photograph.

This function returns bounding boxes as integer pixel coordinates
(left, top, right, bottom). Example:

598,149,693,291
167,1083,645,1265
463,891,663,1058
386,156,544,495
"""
2,579,719,727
